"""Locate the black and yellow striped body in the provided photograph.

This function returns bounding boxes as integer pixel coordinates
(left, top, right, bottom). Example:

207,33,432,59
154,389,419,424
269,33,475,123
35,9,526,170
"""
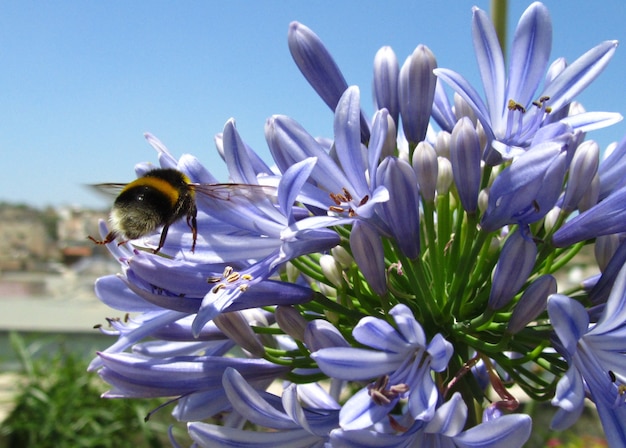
96,168,198,253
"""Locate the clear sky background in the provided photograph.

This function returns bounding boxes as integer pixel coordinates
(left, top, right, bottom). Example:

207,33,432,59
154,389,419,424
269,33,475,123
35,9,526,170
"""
1,1,625,209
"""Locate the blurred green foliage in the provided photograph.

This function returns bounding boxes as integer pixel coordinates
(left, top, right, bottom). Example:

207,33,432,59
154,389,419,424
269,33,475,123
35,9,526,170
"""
0,332,182,448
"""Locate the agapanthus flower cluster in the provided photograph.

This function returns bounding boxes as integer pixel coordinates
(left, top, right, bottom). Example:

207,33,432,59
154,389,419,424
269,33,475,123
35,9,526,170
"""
90,2,626,446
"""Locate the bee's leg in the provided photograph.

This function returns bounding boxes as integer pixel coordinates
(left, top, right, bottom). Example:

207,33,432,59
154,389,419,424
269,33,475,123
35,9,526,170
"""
187,211,198,253
154,224,170,254
88,230,116,245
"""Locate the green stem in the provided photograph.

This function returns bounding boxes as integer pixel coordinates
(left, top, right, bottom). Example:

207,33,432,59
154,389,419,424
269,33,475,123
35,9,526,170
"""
491,0,508,56
423,200,443,298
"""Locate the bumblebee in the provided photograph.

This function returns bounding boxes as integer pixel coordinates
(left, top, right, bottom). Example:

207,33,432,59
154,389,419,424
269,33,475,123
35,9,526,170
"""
89,168,271,254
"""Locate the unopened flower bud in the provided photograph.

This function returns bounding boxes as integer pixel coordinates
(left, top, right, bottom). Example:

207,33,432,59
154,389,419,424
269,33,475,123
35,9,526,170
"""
373,46,400,126
450,117,482,213
595,234,621,272
507,275,556,333
478,189,489,214
543,206,561,234
453,92,477,124
214,312,265,358
288,21,369,143
399,44,437,145
376,157,421,258
412,141,438,202
562,140,599,212
381,113,398,159
577,173,599,212
275,305,308,341
436,157,453,195
435,131,451,158
320,254,345,289
489,229,537,310
304,319,349,352
330,246,353,269
350,221,387,295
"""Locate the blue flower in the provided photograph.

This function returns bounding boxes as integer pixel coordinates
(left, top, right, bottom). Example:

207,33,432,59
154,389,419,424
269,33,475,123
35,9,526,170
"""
480,124,572,232
288,21,370,144
375,156,421,259
552,183,626,247
329,392,532,448
450,117,482,214
398,44,437,145
548,264,626,445
488,228,537,310
435,2,620,158
187,367,340,447
312,304,453,430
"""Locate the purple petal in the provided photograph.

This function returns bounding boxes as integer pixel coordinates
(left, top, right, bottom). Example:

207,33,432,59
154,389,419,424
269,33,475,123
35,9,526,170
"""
304,319,350,352
453,414,532,448
95,274,161,312
547,294,589,356
434,68,492,139
398,45,437,144
424,392,466,436
553,184,626,246
278,157,317,225
488,229,537,310
471,6,506,125
334,86,369,198
222,367,297,430
350,221,387,296
265,115,352,195
373,46,400,125
550,366,585,430
543,40,618,111
450,117,482,213
312,347,405,380
506,2,552,108
353,315,413,352
222,119,261,184
287,21,348,112
189,422,321,448
376,156,421,258
389,304,426,347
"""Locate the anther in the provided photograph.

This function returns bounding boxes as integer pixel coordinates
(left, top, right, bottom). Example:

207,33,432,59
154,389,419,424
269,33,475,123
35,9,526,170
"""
508,99,526,113
226,272,241,283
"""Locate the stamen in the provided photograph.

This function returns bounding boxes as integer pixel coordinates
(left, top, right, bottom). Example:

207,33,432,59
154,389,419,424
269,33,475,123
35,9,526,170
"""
223,266,234,277
508,99,526,113
212,283,226,293
367,375,409,406
329,193,342,206
329,205,345,213
226,272,241,283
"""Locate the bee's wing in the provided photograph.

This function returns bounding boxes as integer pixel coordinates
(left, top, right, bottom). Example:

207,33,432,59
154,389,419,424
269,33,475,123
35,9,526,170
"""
89,183,128,198
190,183,276,202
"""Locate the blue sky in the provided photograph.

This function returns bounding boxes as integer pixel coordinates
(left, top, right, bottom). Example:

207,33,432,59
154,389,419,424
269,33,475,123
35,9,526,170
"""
2,1,626,209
